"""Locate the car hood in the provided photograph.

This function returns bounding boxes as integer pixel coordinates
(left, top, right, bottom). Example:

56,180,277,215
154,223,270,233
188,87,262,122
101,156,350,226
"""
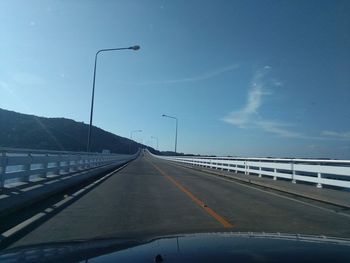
1,232,350,262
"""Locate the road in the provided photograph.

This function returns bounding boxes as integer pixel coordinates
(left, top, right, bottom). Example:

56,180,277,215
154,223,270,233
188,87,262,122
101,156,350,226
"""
11,153,350,248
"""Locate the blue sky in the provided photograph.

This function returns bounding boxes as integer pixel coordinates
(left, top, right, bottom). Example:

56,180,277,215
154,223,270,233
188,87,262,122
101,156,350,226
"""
0,0,349,158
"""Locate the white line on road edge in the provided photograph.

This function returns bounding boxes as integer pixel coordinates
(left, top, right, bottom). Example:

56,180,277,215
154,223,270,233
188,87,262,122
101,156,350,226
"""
167,162,350,219
0,162,131,244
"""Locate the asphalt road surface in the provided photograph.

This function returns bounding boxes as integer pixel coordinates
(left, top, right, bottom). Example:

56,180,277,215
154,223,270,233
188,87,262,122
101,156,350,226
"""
11,153,350,248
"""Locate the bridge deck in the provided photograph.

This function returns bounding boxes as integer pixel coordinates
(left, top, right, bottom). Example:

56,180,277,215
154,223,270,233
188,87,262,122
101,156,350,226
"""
10,154,350,248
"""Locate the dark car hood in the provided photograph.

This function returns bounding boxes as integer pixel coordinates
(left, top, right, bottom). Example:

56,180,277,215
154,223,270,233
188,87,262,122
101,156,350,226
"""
1,232,350,263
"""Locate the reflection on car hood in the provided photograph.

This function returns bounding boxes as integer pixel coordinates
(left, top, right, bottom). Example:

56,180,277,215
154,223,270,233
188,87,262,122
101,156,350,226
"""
1,232,350,262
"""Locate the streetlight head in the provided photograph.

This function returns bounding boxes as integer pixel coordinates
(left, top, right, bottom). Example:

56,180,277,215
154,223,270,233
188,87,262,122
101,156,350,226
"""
130,45,140,51
162,114,166,117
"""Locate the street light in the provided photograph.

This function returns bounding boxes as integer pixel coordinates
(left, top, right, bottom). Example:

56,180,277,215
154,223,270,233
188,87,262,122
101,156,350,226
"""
151,136,159,150
130,129,142,140
129,129,142,154
162,114,178,153
86,45,141,152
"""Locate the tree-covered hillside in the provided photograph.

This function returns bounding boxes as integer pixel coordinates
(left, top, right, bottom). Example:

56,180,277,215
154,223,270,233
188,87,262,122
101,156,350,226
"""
0,108,154,154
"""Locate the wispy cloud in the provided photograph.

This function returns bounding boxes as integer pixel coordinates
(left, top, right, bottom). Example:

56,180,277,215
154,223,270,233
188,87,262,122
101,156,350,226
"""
222,84,263,127
271,78,283,87
12,72,45,86
257,121,303,138
223,66,303,138
223,68,267,128
222,67,350,141
321,131,350,140
127,64,239,86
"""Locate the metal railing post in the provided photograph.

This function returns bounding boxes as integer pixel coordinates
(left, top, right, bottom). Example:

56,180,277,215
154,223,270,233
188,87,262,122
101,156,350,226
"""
317,172,322,188
291,161,296,183
258,162,262,178
273,168,277,180
23,153,32,182
0,152,7,188
42,153,49,178
316,163,322,188
56,154,61,175
78,154,82,170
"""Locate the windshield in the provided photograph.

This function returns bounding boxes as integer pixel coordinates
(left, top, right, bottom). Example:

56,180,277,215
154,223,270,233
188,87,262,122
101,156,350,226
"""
1,0,350,254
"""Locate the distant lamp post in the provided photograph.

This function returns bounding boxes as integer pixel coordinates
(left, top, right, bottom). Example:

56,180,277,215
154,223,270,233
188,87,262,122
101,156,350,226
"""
130,129,142,140
151,136,159,150
162,114,178,153
86,45,140,152
129,129,142,154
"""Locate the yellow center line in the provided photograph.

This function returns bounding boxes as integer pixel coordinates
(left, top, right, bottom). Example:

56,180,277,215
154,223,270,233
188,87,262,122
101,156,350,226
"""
150,162,234,228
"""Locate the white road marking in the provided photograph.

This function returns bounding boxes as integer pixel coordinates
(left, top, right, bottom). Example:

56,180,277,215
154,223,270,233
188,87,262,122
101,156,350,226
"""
0,162,131,244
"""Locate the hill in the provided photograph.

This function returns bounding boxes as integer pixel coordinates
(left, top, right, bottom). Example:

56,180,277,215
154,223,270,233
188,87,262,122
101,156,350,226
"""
0,108,156,154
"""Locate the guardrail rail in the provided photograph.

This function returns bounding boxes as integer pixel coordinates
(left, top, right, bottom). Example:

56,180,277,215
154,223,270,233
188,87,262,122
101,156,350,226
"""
152,152,350,189
0,148,138,189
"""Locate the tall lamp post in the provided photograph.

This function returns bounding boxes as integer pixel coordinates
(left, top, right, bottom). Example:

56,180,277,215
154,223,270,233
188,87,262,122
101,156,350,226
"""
162,114,178,153
151,136,159,150
130,130,142,140
86,45,140,152
130,130,142,154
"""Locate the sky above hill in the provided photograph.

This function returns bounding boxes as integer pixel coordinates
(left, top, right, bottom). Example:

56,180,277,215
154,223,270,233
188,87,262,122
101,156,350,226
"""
1,0,349,158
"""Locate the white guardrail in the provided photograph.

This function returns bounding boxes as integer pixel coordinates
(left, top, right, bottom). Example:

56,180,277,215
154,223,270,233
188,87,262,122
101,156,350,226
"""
153,153,350,189
0,148,138,188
